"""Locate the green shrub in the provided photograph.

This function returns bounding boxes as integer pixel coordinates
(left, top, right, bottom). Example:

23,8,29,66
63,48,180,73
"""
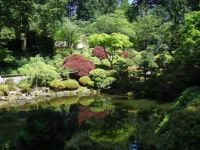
89,69,116,89
17,80,31,93
18,56,60,86
0,85,9,96
79,76,94,87
5,79,16,90
49,79,65,91
100,59,111,69
0,91,4,96
62,79,80,90
156,87,200,150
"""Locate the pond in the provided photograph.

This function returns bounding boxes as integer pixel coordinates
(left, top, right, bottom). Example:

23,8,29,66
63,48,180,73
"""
0,94,173,150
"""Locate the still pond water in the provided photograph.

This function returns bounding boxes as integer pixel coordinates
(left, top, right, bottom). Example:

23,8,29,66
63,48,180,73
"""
0,94,173,150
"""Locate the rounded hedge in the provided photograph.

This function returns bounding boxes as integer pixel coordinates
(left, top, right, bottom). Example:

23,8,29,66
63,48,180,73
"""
62,79,80,90
79,76,94,87
49,79,65,91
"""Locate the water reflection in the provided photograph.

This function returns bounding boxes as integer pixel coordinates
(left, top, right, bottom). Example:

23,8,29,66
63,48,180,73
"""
0,95,172,150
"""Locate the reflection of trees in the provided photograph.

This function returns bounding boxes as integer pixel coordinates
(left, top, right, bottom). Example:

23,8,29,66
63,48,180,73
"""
17,107,79,150
87,107,135,144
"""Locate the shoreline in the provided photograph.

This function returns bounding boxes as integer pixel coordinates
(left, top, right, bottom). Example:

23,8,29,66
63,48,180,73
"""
0,88,99,109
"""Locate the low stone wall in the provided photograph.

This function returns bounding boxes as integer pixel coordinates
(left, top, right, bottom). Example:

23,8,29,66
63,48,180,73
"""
0,76,27,84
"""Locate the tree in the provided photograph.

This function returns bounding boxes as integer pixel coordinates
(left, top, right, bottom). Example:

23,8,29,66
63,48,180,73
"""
63,54,96,77
18,56,60,87
68,0,118,20
92,46,108,60
132,15,172,53
30,0,68,36
88,33,133,67
86,10,135,39
175,11,200,67
54,19,80,48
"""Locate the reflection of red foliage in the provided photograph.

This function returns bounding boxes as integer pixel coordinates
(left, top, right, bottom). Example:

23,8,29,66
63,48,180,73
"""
92,46,108,60
121,51,129,58
63,54,95,77
78,106,109,124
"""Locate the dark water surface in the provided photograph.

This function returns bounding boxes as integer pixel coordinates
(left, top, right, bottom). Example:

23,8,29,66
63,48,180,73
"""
0,94,173,150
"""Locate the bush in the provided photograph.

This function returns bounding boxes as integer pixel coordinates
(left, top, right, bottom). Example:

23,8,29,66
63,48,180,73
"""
5,79,16,90
0,85,9,96
89,69,116,89
92,46,108,60
18,56,60,86
17,80,32,93
63,54,95,77
79,76,94,87
100,59,111,69
62,79,80,90
0,91,4,96
156,87,200,150
49,79,65,91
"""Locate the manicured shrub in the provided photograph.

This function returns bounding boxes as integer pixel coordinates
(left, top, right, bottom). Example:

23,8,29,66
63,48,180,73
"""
79,76,94,87
62,79,80,90
49,79,65,91
89,57,101,65
63,54,95,77
17,80,32,93
89,69,116,89
0,85,9,96
92,46,108,60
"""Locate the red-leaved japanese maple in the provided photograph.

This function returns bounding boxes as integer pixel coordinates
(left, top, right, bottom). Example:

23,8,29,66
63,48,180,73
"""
92,46,108,60
63,54,95,77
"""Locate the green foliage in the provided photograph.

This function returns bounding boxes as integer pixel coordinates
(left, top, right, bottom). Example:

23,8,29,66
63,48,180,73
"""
62,79,80,90
0,85,9,96
155,51,174,69
86,10,135,38
49,79,65,91
5,79,16,91
132,15,172,52
54,19,80,48
89,69,116,89
101,59,111,68
108,33,133,49
17,80,32,93
50,79,80,91
175,11,200,67
18,56,60,86
0,49,15,63
88,33,132,67
79,76,94,87
156,87,200,149
74,0,118,21
88,33,110,48
0,27,16,45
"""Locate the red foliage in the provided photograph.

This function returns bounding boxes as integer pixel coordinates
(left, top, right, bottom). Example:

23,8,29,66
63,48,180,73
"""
121,51,129,58
77,106,109,124
63,54,95,77
92,46,108,60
